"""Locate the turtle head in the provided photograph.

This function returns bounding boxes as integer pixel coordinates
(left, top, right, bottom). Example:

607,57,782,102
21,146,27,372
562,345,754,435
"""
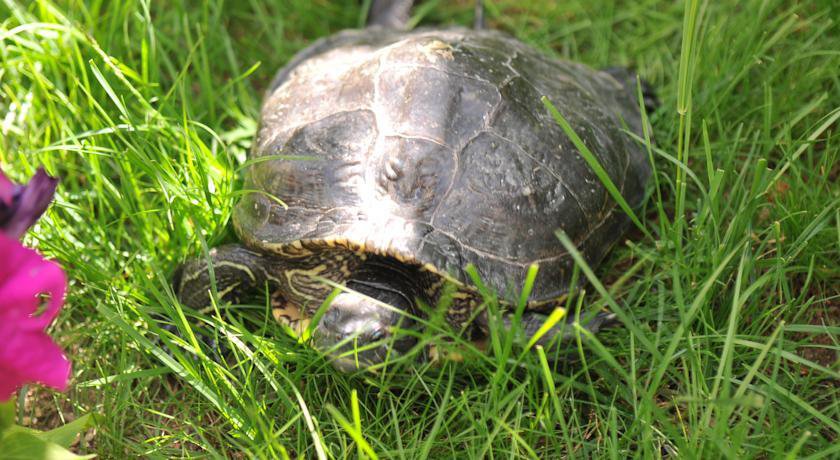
314,269,418,371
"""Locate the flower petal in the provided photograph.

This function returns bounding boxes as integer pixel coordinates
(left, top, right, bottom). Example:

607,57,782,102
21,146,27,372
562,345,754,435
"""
0,167,58,239
0,234,70,400
0,234,66,329
0,324,71,399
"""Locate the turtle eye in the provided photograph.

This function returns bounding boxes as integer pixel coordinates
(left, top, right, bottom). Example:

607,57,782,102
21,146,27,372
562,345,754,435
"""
367,328,386,343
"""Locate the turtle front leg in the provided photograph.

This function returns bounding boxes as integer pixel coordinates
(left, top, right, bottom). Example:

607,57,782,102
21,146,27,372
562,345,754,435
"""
174,244,274,309
506,311,618,348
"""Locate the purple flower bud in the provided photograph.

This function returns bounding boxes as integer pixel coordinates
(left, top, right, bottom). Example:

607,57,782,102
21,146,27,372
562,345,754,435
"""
0,167,58,239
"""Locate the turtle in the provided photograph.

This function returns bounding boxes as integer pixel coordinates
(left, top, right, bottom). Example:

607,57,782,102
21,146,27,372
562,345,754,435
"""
175,0,655,371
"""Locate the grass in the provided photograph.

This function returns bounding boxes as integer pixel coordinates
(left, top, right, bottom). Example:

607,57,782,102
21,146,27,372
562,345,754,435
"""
2,0,838,457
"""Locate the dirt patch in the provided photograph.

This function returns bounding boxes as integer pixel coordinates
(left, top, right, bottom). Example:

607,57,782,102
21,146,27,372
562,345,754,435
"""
20,386,96,452
793,296,839,377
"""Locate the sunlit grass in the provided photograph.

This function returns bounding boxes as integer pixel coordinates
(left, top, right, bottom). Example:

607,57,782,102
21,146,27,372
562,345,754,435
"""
1,0,838,457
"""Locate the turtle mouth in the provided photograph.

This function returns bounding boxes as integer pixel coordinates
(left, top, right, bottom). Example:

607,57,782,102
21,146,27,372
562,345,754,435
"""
316,329,418,371
313,276,418,371
314,304,417,371
323,337,395,372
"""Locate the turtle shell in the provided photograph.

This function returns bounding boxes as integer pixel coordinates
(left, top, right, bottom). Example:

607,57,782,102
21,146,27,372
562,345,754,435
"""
234,27,650,303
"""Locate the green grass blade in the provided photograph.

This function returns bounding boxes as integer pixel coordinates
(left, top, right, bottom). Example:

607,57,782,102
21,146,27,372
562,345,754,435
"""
542,96,651,239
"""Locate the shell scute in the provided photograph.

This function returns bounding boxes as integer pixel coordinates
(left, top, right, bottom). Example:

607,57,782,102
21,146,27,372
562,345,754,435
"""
377,65,499,146
376,136,456,220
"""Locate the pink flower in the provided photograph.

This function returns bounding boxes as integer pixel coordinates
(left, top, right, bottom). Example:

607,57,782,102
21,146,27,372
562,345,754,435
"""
0,234,70,400
0,167,69,401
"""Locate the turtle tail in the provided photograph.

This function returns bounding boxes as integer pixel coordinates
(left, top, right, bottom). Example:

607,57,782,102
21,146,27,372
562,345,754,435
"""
367,1,485,29
474,0,485,29
366,0,414,28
